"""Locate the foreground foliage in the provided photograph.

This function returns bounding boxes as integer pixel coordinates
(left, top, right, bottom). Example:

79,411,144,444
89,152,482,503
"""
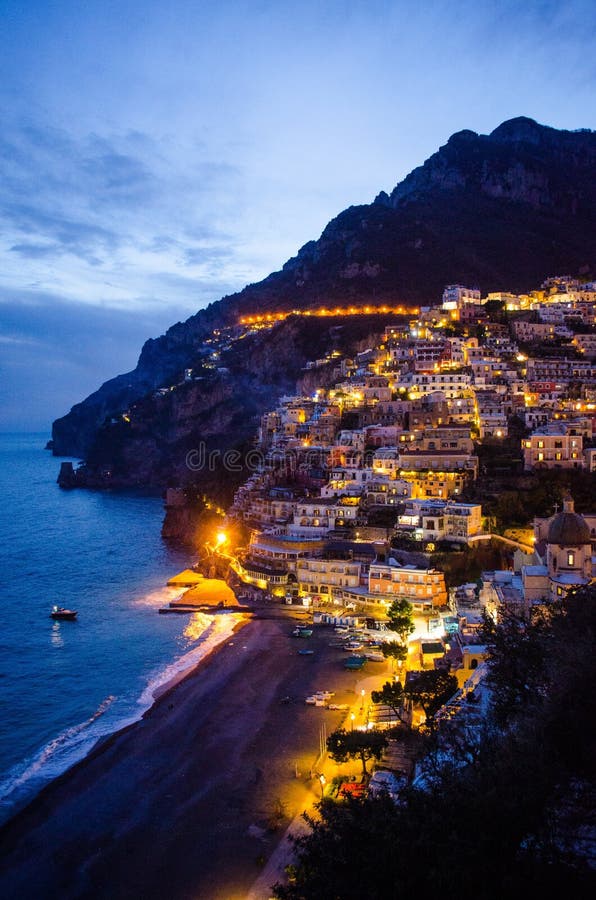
274,587,596,899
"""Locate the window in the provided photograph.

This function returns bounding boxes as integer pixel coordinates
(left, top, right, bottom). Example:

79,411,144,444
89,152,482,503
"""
567,551,575,566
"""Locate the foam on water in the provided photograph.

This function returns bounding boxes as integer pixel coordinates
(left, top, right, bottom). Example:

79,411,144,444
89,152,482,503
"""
0,695,117,823
0,434,247,827
0,607,246,825
131,585,184,608
138,611,244,706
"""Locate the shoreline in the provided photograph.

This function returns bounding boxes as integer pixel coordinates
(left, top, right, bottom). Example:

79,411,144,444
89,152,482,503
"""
0,608,252,828
0,606,375,900
149,612,251,702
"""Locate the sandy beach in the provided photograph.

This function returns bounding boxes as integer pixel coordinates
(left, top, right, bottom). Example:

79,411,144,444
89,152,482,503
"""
0,607,376,899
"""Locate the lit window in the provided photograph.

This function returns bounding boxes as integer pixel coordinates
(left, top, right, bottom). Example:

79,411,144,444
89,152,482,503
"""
567,551,575,566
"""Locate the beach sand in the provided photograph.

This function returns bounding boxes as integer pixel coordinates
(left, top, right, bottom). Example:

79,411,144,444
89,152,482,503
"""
0,608,376,900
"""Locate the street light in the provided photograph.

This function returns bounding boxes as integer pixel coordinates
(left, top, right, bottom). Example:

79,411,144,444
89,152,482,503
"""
360,688,365,711
350,713,355,731
318,773,326,799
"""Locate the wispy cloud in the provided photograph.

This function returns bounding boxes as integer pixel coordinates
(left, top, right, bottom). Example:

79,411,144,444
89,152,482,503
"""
0,115,252,312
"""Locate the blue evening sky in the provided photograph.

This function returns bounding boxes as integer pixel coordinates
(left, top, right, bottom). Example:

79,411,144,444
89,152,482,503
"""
0,0,594,430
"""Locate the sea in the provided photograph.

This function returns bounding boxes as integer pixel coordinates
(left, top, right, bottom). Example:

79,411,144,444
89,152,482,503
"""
0,432,240,825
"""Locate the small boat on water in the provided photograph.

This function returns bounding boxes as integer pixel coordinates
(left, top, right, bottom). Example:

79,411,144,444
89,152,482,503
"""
50,606,78,621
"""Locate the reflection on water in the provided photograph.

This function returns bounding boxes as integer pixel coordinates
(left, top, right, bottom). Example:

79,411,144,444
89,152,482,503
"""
50,623,64,648
183,612,214,641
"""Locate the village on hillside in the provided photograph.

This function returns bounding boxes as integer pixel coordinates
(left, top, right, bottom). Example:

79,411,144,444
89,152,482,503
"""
163,275,596,747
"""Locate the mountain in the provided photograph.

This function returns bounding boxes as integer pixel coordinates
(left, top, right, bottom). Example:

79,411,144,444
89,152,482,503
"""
52,117,596,478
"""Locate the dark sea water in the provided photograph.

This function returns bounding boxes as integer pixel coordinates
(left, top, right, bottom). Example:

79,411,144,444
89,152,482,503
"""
0,433,218,823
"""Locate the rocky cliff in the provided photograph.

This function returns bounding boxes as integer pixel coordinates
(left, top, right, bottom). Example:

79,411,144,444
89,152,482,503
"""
52,117,596,475
63,315,385,491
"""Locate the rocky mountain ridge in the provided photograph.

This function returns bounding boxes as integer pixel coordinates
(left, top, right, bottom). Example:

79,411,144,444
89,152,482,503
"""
52,117,596,478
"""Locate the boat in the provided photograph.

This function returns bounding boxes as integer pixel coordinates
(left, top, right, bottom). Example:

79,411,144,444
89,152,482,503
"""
344,655,367,670
305,690,335,704
292,627,313,638
298,648,315,655
50,606,78,621
344,640,363,651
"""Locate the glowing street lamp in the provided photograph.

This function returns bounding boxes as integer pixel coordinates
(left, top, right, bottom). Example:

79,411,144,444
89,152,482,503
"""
318,773,326,798
215,531,228,547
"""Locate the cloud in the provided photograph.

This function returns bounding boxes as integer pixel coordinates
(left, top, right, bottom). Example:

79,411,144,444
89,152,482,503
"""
9,243,58,260
0,290,194,430
0,114,256,313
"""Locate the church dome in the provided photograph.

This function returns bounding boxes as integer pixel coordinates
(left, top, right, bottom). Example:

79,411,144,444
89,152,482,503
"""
547,498,591,547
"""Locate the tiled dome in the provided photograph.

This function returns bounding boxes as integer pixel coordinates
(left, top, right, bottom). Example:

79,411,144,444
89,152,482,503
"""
547,498,591,547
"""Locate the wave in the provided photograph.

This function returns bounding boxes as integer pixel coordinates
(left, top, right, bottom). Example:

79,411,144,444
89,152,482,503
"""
0,695,117,823
0,611,245,825
130,585,183,607
137,611,244,706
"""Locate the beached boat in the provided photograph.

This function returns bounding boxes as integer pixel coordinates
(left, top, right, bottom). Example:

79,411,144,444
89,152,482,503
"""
344,655,367,670
50,606,78,621
292,627,313,638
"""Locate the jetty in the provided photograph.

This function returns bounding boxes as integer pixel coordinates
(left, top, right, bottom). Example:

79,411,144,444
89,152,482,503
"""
160,572,241,614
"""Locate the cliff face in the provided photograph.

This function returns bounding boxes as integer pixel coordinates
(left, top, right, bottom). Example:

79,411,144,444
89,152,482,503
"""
67,315,385,489
52,117,596,469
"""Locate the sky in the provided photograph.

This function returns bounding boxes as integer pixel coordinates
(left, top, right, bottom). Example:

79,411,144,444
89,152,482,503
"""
0,0,594,431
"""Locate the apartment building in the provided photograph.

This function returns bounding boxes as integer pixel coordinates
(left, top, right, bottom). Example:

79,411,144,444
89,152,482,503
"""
368,563,448,610
398,369,473,399
523,425,584,471
296,558,363,596
526,357,596,382
397,499,483,543
290,498,360,534
513,320,556,343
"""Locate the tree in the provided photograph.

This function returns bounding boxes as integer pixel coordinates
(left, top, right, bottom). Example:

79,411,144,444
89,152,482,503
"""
378,640,407,665
326,728,388,776
380,597,414,666
404,670,458,721
479,606,551,725
274,586,596,900
386,597,415,646
371,680,407,723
